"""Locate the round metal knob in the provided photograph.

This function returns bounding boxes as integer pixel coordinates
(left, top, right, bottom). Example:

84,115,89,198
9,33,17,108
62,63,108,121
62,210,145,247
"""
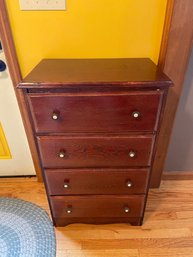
66,206,72,214
126,180,133,188
124,206,130,213
132,111,140,118
128,151,136,158
52,111,60,120
63,181,69,188
58,151,66,158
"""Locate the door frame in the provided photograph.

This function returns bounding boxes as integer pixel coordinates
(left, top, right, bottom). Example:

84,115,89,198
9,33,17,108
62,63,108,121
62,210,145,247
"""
150,0,193,187
0,0,192,185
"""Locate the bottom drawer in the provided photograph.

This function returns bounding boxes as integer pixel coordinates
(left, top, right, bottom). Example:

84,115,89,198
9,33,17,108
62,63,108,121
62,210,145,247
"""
50,195,145,219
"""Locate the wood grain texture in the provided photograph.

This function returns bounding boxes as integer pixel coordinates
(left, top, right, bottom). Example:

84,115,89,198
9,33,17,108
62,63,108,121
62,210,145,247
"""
150,0,193,187
28,91,163,133
50,195,145,218
0,0,42,181
37,135,155,168
1,177,193,256
19,58,172,88
44,168,149,195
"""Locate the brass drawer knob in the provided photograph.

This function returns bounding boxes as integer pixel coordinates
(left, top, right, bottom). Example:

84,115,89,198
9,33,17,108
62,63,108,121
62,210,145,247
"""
58,151,66,158
126,180,133,188
52,110,60,120
132,111,140,118
124,206,130,213
128,151,136,158
63,180,70,188
66,206,72,214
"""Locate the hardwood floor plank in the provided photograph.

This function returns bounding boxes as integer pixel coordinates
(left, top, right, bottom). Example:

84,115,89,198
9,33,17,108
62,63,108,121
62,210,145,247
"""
1,178,193,256
56,227,117,240
81,238,193,250
56,227,190,240
176,211,193,219
56,249,139,257
143,218,193,230
139,247,193,257
144,211,177,220
114,228,191,239
56,239,82,250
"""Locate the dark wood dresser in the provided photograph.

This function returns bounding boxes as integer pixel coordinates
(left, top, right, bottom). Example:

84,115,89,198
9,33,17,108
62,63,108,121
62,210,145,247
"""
19,59,172,226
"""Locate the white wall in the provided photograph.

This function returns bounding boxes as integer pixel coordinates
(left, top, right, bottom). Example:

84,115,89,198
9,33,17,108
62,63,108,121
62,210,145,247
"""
0,48,35,176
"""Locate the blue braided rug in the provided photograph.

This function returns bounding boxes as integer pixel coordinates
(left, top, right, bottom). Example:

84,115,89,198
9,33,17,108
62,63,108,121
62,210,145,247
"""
0,198,56,257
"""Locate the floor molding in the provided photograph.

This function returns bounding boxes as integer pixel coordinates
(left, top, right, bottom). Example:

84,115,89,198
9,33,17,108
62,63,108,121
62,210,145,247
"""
162,171,193,180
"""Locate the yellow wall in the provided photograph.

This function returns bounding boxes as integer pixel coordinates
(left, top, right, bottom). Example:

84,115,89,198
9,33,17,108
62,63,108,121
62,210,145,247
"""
0,123,11,159
6,0,167,77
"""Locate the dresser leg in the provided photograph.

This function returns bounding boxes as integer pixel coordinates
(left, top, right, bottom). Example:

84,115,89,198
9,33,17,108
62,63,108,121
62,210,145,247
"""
129,217,143,226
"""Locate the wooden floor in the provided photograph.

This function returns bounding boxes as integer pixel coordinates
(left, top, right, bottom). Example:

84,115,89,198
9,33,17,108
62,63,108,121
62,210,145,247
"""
1,177,193,257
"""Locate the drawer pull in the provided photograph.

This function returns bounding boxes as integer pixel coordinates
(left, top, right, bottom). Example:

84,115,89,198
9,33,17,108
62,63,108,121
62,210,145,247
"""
52,110,60,120
58,151,66,158
132,111,140,118
128,151,136,158
124,206,130,213
63,180,70,188
126,180,133,188
66,206,72,214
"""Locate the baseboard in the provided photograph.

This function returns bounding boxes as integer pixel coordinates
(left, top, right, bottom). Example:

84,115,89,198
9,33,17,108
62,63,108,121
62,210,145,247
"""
162,171,193,180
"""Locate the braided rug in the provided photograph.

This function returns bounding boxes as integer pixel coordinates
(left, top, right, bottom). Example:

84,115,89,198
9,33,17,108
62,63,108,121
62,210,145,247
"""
0,198,56,257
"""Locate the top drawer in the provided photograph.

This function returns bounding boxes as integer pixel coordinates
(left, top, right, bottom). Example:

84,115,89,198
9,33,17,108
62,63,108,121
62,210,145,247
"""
28,91,163,134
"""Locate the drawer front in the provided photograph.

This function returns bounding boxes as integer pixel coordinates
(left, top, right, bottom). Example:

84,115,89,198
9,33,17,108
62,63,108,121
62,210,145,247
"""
38,135,155,168
28,91,163,133
45,168,149,195
50,195,145,218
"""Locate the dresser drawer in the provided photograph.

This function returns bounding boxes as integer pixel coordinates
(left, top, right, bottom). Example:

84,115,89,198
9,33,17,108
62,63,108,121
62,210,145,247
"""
50,195,145,218
38,135,154,168
28,91,163,133
45,168,149,195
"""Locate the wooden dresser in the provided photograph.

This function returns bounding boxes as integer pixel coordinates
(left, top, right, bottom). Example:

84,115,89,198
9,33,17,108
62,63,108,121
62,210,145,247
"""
19,59,172,226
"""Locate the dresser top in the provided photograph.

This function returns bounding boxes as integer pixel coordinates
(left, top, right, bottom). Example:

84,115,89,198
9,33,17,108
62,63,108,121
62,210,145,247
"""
19,58,172,88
